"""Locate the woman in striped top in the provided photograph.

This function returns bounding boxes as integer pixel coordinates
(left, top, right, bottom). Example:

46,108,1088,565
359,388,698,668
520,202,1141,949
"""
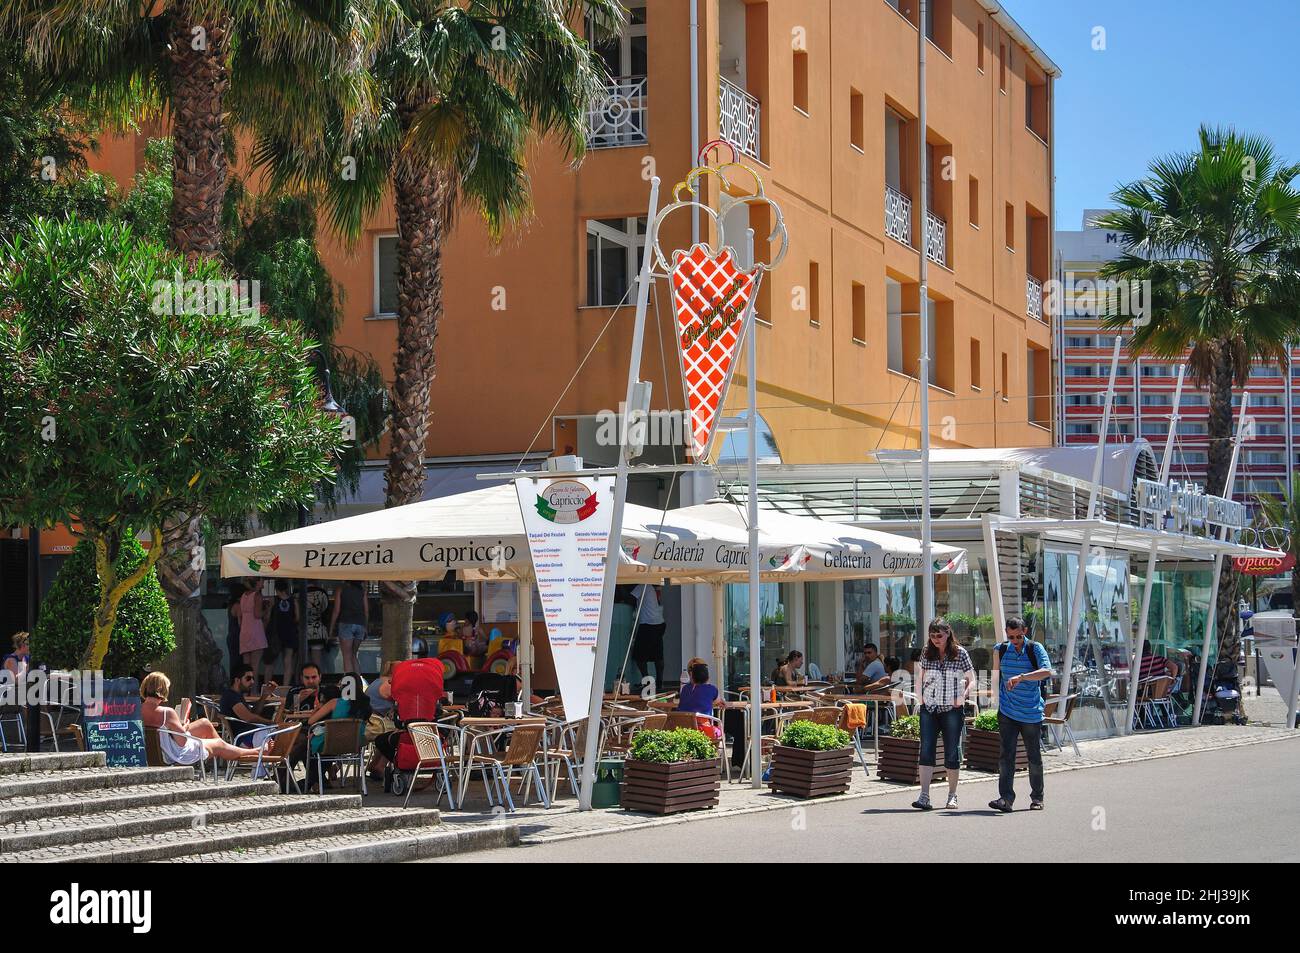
912,618,975,811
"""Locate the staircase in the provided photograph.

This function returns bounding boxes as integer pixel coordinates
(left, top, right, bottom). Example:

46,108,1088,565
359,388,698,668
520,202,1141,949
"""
0,751,516,862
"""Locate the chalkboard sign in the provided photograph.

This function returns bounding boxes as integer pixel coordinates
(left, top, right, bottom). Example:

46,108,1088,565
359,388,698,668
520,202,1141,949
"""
83,676,146,767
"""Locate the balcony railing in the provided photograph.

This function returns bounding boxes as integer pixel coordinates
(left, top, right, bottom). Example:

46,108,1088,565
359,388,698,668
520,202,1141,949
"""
1027,275,1044,322
588,75,648,149
925,210,946,267
884,185,911,246
719,76,761,161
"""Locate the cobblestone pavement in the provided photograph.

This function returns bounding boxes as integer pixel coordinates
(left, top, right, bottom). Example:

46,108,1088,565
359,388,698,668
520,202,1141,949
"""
380,703,1300,845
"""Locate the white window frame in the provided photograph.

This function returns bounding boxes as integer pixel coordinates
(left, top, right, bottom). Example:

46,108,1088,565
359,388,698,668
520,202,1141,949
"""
373,232,399,318
585,217,647,307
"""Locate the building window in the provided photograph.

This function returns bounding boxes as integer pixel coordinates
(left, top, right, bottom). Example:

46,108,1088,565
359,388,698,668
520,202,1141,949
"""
1001,351,1009,399
968,176,979,227
793,50,809,114
977,22,985,71
809,261,821,326
999,42,1007,91
1066,336,1092,348
1004,202,1015,250
374,234,399,316
923,0,952,57
585,217,647,306
1067,423,1097,436
886,279,904,373
1025,68,1048,141
849,89,865,151
586,1,649,148
970,338,981,389
852,281,866,344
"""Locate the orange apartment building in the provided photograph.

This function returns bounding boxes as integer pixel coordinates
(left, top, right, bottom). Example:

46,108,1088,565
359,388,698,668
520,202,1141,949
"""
39,0,1060,682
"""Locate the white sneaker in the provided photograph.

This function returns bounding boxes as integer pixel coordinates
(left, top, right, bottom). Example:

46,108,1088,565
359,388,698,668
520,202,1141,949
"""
945,793,959,810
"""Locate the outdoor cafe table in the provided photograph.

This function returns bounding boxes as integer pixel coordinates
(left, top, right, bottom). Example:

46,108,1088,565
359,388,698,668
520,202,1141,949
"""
808,692,898,760
719,700,814,780
454,716,548,805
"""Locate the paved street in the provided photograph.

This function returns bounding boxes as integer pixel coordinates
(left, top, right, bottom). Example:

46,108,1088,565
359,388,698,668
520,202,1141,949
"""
436,740,1300,862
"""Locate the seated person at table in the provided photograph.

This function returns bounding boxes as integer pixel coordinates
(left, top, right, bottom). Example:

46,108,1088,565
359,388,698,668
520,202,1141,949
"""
291,674,370,778
287,662,325,712
142,672,268,765
677,663,719,715
771,651,806,686
854,643,891,693
220,665,278,744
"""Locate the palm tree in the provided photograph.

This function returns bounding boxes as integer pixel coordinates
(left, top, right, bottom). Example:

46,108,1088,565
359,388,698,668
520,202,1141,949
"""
1095,126,1300,666
1255,476,1300,619
255,0,622,659
1,1,358,694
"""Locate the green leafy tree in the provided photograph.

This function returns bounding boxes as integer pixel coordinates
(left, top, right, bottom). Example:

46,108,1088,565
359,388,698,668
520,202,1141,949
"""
252,0,622,660
0,216,342,669
1095,126,1300,662
34,535,174,678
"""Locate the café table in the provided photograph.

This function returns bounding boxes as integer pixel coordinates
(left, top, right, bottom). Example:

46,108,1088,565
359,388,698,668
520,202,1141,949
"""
453,716,549,806
808,692,898,764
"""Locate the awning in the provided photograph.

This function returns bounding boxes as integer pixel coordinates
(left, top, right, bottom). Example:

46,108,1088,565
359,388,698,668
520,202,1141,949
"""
987,516,1283,562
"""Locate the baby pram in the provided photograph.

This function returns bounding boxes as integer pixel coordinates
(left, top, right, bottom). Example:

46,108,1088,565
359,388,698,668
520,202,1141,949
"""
385,658,456,806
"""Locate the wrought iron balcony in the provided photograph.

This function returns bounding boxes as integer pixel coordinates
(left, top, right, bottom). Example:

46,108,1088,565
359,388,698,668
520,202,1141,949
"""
925,210,946,267
588,75,648,149
884,185,912,246
719,76,761,161
1027,275,1044,322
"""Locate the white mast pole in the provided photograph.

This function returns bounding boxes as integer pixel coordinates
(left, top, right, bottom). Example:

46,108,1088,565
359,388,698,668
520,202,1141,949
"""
1059,336,1123,713
1191,391,1251,728
578,176,661,810
917,0,934,638
744,227,763,789
1125,366,1185,734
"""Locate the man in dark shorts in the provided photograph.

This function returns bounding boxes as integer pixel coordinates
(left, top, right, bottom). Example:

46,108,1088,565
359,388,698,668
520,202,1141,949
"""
625,584,667,694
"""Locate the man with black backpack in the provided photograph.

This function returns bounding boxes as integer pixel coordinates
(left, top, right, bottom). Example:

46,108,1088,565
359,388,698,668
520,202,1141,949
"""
988,617,1053,813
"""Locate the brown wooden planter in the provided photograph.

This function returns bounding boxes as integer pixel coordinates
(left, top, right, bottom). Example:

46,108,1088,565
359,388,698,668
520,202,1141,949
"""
621,757,721,815
877,735,947,784
965,728,1029,773
769,745,854,798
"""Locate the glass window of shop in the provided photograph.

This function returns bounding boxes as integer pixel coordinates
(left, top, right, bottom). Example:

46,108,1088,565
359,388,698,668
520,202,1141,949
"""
1129,561,1213,725
724,582,792,692
934,551,998,675
1021,536,1133,739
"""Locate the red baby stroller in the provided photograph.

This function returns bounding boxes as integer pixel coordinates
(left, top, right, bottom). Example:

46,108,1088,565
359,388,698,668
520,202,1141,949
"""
384,658,457,808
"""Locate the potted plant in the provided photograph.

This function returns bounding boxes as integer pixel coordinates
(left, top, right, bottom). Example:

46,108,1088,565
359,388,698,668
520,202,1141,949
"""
769,720,854,798
877,714,946,784
621,728,721,815
964,709,1028,772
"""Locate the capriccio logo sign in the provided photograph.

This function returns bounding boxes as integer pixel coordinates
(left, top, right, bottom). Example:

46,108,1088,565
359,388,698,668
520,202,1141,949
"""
533,480,599,524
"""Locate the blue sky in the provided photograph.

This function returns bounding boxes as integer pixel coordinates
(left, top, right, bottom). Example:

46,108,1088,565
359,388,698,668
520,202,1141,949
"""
999,0,1300,230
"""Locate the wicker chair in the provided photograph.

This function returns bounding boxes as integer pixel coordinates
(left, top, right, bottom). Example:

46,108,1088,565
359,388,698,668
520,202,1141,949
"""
309,718,367,795
542,718,606,800
792,706,841,726
226,722,303,792
467,724,549,812
402,722,461,810
1042,694,1080,756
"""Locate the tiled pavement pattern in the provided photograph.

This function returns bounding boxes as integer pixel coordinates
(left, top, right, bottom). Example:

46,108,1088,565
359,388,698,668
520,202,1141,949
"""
392,715,1300,846
0,750,517,862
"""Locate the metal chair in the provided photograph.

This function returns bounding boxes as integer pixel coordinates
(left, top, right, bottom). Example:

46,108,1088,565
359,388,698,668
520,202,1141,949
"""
40,704,85,751
144,724,220,782
402,722,461,810
309,718,367,795
0,705,27,752
468,724,549,812
226,722,302,792
1042,694,1080,756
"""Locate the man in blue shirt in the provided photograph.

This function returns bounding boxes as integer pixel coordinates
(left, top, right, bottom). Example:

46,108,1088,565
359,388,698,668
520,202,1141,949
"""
988,617,1053,812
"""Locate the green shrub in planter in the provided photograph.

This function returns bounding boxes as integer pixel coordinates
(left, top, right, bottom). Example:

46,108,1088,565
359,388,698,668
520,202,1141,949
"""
779,719,851,751
628,728,714,763
890,714,920,740
972,709,1000,732
33,535,174,677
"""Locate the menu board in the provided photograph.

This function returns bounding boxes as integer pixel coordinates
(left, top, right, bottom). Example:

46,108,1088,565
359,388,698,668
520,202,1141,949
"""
516,476,614,722
83,676,146,767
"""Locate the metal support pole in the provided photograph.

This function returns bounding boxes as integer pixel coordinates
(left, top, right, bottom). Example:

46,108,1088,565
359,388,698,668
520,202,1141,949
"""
1125,366,1185,734
578,177,661,810
517,577,533,712
712,581,725,694
917,0,934,637
982,514,1007,642
744,227,763,789
1060,336,1123,708
1191,391,1251,728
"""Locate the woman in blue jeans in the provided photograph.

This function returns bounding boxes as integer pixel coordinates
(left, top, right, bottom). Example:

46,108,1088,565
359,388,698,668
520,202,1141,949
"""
912,618,975,811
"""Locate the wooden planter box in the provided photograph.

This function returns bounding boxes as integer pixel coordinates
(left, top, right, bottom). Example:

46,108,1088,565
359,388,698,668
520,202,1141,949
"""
877,735,946,784
965,727,1029,773
769,745,854,798
621,757,721,815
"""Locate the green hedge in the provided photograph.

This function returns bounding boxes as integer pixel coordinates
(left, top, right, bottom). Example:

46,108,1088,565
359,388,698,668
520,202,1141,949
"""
628,728,715,763
779,719,851,751
890,714,921,740
33,535,174,677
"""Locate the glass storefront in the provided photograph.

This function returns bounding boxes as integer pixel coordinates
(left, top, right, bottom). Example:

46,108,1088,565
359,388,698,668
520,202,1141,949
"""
1130,561,1214,725
723,582,791,692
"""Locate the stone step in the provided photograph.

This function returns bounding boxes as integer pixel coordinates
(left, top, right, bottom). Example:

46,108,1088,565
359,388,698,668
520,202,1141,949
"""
0,778,277,826
0,806,443,863
0,765,195,799
0,793,363,853
169,821,520,863
0,751,106,775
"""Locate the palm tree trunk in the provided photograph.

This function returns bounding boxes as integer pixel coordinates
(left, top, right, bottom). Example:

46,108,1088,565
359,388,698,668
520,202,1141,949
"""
1206,344,1240,673
158,4,232,699
381,99,453,666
